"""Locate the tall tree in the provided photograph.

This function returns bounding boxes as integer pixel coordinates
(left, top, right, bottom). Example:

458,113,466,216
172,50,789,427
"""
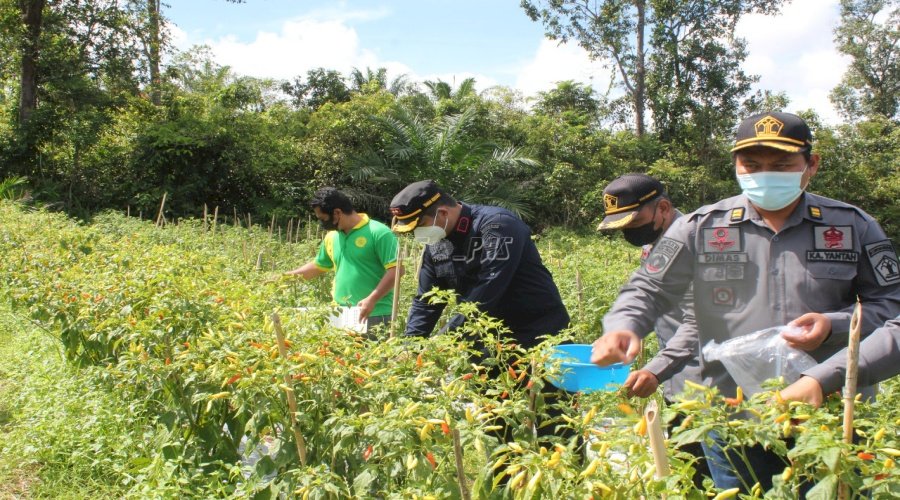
830,0,900,121
520,0,785,136
17,0,45,124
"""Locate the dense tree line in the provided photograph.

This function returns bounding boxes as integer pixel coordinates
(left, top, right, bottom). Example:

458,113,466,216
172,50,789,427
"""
0,0,897,240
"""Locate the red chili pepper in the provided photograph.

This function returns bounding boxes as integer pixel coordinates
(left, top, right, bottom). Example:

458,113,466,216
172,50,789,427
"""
416,353,423,369
164,357,170,365
226,374,241,385
354,377,364,385
859,452,876,461
425,451,436,469
526,380,534,389
441,421,450,435
508,366,517,379
461,373,473,381
363,445,373,461
500,391,509,399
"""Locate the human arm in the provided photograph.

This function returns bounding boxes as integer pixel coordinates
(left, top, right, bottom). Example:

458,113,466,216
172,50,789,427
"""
284,261,328,280
404,250,446,336
789,316,900,401
595,219,696,365
817,221,900,348
639,295,700,392
357,265,403,320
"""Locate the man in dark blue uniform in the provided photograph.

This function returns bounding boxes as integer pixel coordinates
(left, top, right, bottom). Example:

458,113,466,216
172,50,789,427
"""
390,180,570,345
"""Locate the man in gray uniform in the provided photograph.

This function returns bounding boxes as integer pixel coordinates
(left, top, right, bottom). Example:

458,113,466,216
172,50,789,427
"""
597,173,708,486
596,173,700,400
781,314,900,406
591,111,900,492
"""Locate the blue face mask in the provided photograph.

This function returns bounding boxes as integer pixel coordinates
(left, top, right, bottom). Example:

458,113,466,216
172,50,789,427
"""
736,166,808,211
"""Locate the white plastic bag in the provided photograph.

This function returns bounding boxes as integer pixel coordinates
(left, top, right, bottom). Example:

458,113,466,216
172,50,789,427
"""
330,306,367,333
701,326,818,396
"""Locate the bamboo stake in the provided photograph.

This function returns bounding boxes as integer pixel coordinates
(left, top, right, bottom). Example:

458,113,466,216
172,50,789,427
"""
575,267,584,323
256,251,263,270
203,203,208,231
451,428,471,500
287,218,293,243
271,313,308,466
212,206,219,233
155,192,167,227
126,205,130,217
234,207,239,228
389,239,404,338
269,213,275,236
645,400,670,481
838,302,863,500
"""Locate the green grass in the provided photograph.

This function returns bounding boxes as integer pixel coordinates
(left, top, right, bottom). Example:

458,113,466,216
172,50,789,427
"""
0,305,149,499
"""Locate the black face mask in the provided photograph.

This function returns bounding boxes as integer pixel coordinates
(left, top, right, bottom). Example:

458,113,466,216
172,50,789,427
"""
622,221,663,246
319,213,338,231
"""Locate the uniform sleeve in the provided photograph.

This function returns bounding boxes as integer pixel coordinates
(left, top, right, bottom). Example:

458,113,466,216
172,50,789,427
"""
404,250,446,336
804,316,900,394
642,290,699,382
374,226,399,269
314,232,335,271
821,218,900,347
457,213,527,315
603,217,695,338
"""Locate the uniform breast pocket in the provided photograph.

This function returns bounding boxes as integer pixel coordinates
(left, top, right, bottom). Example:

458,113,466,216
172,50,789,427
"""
805,262,858,308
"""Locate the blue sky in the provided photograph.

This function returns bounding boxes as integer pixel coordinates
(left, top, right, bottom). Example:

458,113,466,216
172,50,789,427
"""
167,0,849,123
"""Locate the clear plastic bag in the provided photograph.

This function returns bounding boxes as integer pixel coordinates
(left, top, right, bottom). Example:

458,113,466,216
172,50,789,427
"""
701,326,818,396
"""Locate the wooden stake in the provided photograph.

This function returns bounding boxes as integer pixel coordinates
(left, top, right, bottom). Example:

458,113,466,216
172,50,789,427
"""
126,205,130,217
269,213,275,236
390,242,404,338
234,207,239,228
451,429,471,500
645,400,670,482
203,203,208,231
155,192,167,227
838,302,863,500
256,251,263,270
287,218,293,243
212,206,219,233
271,312,309,466
575,267,584,323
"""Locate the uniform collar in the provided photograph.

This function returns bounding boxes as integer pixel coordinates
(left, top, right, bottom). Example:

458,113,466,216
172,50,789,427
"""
448,204,473,245
738,192,811,229
350,213,369,231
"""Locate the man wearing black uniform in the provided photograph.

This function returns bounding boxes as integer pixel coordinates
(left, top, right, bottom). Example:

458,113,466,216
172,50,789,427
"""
390,180,570,345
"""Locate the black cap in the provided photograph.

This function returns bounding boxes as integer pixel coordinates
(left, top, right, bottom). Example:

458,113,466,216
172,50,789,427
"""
596,173,665,230
389,180,443,232
731,111,812,154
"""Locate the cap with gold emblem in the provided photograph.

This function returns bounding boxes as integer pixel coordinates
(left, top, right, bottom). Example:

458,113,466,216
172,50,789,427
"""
731,111,813,154
389,179,443,232
596,173,665,231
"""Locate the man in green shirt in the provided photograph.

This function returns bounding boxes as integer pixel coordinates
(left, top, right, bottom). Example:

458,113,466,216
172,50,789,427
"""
285,187,401,332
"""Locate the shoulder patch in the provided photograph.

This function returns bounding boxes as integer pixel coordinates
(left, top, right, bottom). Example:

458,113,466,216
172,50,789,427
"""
640,237,684,277
808,206,822,220
865,240,900,286
730,207,744,222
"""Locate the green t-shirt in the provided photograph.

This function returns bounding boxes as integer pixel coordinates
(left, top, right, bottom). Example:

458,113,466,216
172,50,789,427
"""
314,214,398,317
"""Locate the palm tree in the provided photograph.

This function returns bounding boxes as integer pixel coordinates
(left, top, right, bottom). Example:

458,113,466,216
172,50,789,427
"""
348,106,539,219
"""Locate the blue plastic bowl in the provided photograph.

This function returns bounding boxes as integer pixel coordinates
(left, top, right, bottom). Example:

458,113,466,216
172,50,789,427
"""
547,344,631,393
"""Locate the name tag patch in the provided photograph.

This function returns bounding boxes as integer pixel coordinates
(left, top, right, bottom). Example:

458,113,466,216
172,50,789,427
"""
807,250,859,263
703,227,742,253
641,238,683,276
814,226,853,250
865,240,900,286
698,253,749,264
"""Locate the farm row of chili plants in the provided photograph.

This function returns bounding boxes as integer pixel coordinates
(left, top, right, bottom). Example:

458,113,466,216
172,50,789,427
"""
1,201,899,498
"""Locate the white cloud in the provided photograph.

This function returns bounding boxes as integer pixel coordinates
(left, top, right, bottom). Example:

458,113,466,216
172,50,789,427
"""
736,0,850,123
514,39,616,98
172,11,410,83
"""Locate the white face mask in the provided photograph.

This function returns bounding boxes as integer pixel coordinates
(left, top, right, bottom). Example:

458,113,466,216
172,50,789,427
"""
413,213,448,245
736,165,809,211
